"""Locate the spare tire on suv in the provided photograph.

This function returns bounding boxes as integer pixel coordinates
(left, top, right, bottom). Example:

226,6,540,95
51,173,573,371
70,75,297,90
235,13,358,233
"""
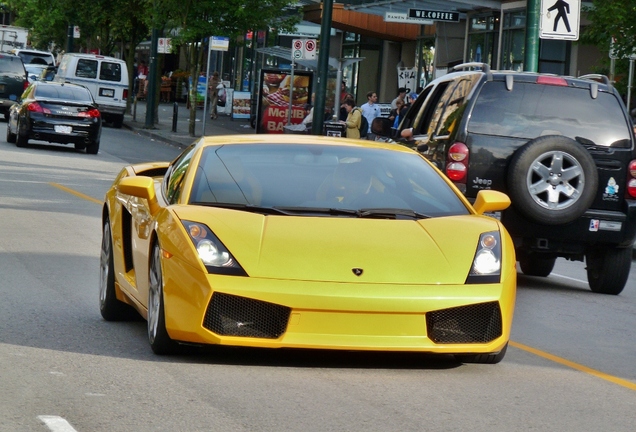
507,135,598,225
391,65,636,295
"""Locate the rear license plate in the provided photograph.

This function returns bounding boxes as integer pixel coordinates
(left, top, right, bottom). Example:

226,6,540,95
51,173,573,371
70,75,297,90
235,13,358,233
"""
54,125,72,134
99,88,115,97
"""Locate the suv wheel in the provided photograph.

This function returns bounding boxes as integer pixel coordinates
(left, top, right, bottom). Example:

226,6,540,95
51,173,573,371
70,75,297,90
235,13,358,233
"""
519,254,556,277
507,136,598,225
586,247,632,295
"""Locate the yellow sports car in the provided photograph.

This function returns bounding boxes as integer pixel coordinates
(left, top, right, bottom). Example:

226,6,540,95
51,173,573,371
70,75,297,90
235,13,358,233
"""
100,135,516,363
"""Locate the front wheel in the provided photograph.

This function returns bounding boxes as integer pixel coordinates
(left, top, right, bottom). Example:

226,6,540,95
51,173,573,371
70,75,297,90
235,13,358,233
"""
455,342,508,364
6,121,16,143
519,255,556,277
586,247,632,295
100,219,137,320
148,241,179,354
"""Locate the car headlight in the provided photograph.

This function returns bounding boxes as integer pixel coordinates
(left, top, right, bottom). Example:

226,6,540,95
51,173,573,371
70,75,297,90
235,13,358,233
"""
465,231,501,284
182,220,247,276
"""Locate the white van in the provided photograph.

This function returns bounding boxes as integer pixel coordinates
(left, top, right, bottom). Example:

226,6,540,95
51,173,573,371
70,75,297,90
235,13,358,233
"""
54,53,128,127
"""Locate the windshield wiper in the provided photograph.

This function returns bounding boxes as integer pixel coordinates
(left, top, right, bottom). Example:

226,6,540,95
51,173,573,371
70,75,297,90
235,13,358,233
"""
357,208,431,220
189,202,291,215
274,206,359,216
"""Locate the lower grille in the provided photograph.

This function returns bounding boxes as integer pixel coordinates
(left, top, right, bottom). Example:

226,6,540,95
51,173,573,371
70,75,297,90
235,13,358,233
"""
203,292,291,339
426,301,502,344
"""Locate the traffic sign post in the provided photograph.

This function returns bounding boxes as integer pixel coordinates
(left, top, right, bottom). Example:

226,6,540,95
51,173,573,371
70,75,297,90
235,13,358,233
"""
540,0,580,40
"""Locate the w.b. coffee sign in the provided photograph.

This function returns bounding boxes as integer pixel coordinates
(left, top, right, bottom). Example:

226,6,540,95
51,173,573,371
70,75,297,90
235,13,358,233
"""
408,9,459,22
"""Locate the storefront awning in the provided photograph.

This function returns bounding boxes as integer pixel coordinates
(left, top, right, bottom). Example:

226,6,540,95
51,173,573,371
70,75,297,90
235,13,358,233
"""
343,0,503,17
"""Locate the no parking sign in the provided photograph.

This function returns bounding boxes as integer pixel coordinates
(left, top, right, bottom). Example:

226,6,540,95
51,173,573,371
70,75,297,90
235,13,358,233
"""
292,39,317,60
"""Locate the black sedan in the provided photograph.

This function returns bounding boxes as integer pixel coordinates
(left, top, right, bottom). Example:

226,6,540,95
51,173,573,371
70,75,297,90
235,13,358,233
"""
6,81,102,154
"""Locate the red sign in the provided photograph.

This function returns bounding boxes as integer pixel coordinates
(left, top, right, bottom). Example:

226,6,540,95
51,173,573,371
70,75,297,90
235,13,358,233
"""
257,69,313,134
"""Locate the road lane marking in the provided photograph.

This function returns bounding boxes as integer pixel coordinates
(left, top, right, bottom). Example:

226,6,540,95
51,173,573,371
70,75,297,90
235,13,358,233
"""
38,416,78,432
510,341,636,391
550,273,587,284
49,182,101,205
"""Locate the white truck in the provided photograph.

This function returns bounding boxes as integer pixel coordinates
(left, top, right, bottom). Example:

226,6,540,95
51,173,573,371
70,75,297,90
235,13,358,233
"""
0,25,28,53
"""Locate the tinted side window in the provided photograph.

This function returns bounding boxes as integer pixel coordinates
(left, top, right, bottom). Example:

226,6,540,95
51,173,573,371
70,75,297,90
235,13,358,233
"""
468,81,632,147
99,62,122,82
76,59,97,78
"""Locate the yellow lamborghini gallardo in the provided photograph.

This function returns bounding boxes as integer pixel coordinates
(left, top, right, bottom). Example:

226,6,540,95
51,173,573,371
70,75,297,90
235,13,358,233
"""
100,135,516,362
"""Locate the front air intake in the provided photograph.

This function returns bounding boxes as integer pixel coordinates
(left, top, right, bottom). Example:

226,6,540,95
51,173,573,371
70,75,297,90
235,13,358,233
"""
203,292,291,339
426,301,502,344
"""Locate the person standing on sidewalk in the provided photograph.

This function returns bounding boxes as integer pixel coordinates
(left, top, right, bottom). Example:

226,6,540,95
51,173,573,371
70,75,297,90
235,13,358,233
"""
209,71,221,119
360,91,380,138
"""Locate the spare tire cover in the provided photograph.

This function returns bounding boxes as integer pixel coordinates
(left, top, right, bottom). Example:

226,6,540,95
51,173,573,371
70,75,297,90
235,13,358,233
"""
507,135,598,225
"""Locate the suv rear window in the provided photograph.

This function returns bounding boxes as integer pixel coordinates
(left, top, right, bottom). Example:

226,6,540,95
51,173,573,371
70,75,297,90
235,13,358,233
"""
468,81,632,148
0,55,25,74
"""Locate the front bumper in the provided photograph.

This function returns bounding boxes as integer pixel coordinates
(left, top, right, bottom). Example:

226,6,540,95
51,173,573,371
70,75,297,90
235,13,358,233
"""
159,255,516,354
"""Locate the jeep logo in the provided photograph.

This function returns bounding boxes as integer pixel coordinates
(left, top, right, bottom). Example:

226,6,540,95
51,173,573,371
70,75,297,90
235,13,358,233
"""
473,177,493,186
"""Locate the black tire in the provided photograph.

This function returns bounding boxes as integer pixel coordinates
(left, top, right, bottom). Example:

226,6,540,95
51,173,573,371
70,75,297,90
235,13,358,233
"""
86,140,100,155
519,255,556,277
15,121,27,148
507,136,598,225
112,114,124,129
148,241,180,354
6,121,16,143
586,246,632,295
4,111,9,122
455,342,508,364
99,219,137,321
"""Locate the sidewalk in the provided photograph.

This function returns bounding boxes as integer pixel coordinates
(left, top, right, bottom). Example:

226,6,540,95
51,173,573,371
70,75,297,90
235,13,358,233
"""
123,99,253,148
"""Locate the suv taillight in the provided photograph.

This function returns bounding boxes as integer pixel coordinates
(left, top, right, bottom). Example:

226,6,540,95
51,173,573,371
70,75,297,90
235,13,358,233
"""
627,160,636,198
123,89,128,100
446,142,469,183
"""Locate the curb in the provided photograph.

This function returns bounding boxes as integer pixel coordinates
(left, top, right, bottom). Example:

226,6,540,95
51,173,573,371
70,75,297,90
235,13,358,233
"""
123,122,193,148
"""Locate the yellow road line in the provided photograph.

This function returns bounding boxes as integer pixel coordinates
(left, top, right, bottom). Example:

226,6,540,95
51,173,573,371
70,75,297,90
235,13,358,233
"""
510,341,636,391
49,182,102,205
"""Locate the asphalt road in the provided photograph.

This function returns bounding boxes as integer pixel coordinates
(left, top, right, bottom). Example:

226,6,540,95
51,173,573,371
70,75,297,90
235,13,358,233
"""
0,125,635,432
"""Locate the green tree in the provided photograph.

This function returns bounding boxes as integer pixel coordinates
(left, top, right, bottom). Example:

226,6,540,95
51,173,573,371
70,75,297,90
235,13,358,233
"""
581,0,636,97
156,0,301,135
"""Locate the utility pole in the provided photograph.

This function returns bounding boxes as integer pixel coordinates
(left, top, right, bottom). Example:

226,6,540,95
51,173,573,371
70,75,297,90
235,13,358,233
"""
145,28,159,128
524,0,540,72
66,25,74,53
311,0,334,135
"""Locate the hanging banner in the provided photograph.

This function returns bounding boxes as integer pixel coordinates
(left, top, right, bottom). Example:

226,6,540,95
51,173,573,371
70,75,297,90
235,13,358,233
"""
397,67,417,94
256,69,313,134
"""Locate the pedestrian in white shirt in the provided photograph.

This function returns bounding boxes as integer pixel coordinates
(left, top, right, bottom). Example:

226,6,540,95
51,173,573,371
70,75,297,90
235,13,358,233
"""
360,91,381,136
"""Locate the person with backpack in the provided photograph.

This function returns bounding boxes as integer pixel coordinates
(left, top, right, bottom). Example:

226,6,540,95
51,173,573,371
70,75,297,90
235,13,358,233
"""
342,98,363,139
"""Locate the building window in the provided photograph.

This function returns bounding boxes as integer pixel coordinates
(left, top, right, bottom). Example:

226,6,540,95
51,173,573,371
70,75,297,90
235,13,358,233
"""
467,14,499,67
501,9,526,71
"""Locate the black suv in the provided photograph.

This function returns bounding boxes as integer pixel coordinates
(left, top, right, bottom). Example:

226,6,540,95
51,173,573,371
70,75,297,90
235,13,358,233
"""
391,63,636,295
0,53,27,120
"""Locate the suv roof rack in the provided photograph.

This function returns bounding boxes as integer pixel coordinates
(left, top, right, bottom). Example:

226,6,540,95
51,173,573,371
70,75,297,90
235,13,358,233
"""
450,62,493,80
578,73,613,90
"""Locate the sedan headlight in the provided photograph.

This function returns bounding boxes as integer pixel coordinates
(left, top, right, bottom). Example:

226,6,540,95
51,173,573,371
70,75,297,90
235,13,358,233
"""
182,220,247,276
466,231,501,284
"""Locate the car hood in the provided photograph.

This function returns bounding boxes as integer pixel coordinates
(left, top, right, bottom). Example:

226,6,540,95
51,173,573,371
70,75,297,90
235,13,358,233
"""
171,206,501,285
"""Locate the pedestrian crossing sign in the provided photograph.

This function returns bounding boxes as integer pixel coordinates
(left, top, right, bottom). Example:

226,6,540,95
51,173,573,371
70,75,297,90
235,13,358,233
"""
540,0,580,40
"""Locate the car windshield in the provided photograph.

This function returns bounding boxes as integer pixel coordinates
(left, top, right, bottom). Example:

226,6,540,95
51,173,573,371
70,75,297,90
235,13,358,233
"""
0,55,25,73
189,143,469,218
34,85,92,102
18,52,54,66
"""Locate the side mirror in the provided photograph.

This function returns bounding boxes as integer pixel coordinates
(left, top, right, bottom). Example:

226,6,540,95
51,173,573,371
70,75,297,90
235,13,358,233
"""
472,190,511,215
117,176,160,215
